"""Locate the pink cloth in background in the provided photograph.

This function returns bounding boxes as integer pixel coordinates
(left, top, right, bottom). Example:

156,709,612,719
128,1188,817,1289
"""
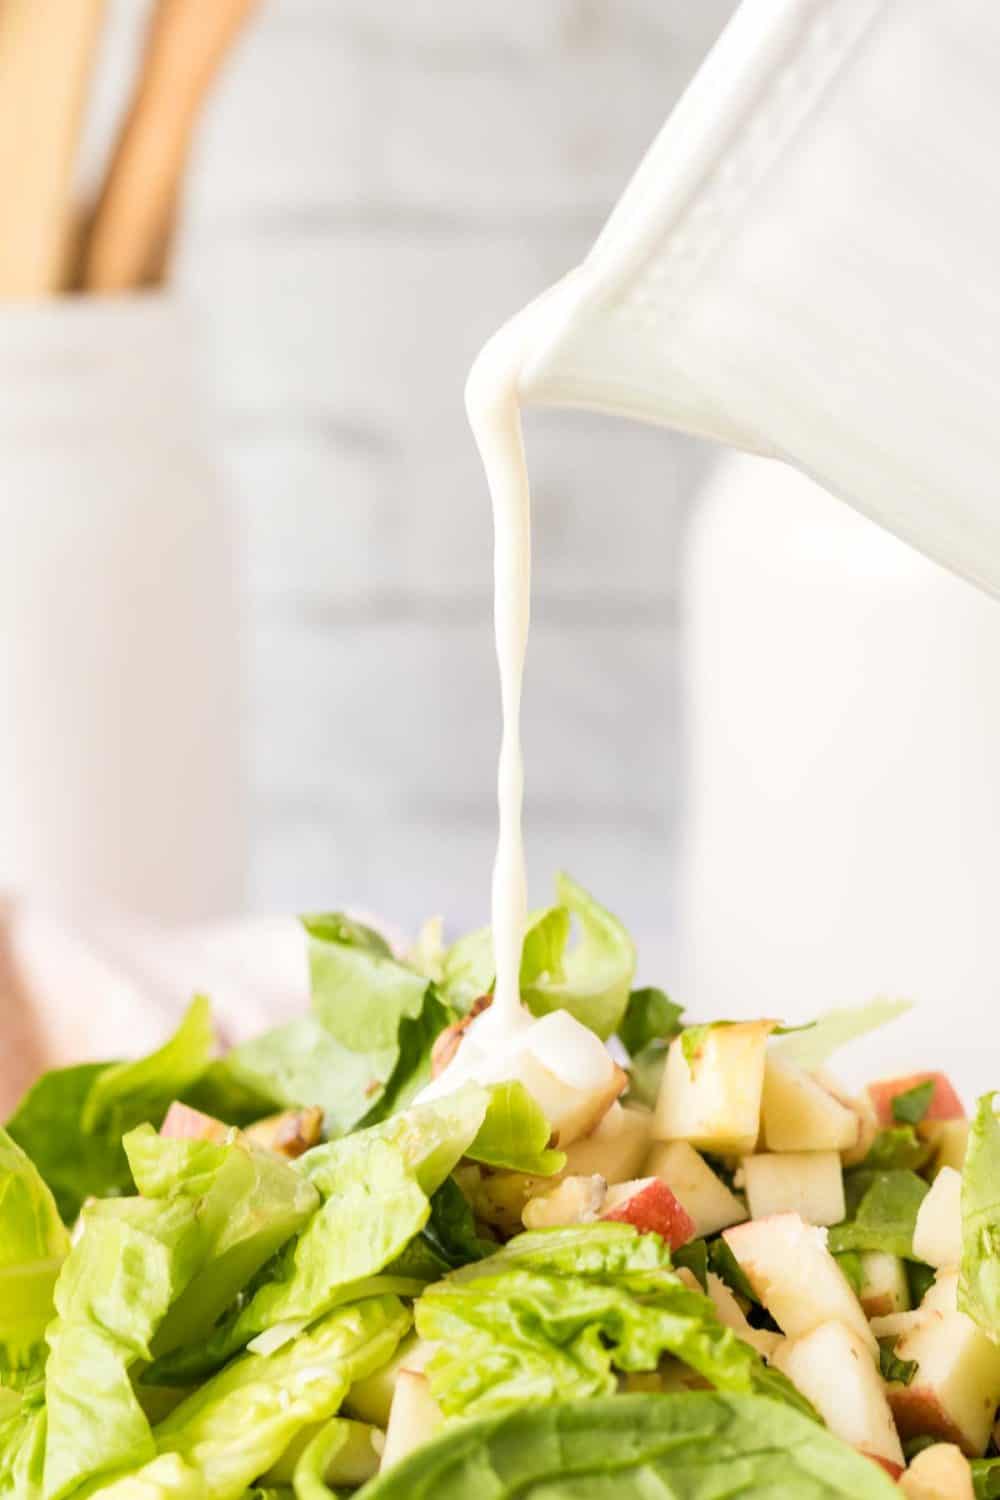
0,904,312,1116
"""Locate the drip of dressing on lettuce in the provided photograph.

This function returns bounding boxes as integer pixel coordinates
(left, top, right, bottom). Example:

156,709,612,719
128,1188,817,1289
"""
419,279,620,1103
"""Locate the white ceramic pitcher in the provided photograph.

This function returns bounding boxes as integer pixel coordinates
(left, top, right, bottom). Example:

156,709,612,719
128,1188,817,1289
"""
515,0,1000,594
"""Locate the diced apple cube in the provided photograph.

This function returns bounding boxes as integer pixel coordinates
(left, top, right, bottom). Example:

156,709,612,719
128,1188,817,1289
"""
865,1073,965,1131
741,1151,845,1227
561,1102,652,1184
160,1101,228,1142
653,1021,773,1155
761,1056,860,1153
705,1272,781,1359
900,1442,974,1500
345,1334,430,1428
772,1321,903,1469
888,1299,1000,1455
381,1371,443,1472
814,1071,880,1168
643,1140,746,1238
931,1119,970,1177
521,1174,607,1229
514,1050,626,1149
723,1213,875,1351
912,1167,962,1270
857,1252,911,1319
601,1177,695,1249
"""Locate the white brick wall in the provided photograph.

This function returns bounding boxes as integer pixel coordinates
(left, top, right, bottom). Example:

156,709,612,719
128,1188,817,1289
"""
89,0,735,937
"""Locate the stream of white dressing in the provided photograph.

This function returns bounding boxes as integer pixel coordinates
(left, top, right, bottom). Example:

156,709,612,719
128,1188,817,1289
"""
418,278,621,1103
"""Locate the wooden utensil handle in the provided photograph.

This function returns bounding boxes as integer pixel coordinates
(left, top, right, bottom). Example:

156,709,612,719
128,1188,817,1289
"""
82,0,259,294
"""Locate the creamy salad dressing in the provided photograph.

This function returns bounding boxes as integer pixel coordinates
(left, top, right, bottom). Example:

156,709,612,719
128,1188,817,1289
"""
417,276,621,1102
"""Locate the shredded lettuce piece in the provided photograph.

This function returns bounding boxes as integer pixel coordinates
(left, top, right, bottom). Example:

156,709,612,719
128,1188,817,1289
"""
6,999,215,1223
129,1300,405,1500
828,1170,928,1258
441,874,636,1039
352,1393,897,1500
218,916,453,1138
959,1093,1000,1337
416,1224,813,1423
772,997,911,1070
0,1129,70,1376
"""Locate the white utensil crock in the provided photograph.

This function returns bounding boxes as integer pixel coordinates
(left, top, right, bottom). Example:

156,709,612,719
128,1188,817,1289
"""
677,453,1000,1094
516,0,1000,595
0,294,246,923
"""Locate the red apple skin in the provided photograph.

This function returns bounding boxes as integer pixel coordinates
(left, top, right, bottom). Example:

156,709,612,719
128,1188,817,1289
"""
866,1073,965,1128
860,1452,904,1481
601,1179,696,1250
160,1100,228,1141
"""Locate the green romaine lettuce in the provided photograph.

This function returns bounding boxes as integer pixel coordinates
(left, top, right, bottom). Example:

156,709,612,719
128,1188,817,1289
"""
80,999,214,1138
617,987,683,1057
0,1129,70,1375
441,874,636,1039
6,999,214,1223
139,1299,407,1500
828,1169,928,1258
415,1224,813,1422
353,1392,897,1500
465,1081,564,1175
217,917,452,1138
959,1093,1000,1336
147,1087,493,1386
44,1133,318,1499
124,1128,318,1359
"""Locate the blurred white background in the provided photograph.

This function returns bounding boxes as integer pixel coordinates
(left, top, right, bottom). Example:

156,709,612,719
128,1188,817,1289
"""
77,0,737,937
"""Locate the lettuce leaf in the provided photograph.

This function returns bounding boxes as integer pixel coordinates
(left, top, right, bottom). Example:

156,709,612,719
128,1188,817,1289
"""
80,998,214,1137
141,1298,408,1500
44,1134,318,1499
465,1082,564,1175
618,987,683,1057
0,1129,70,1374
441,874,636,1039
772,997,911,1070
147,1087,492,1386
415,1224,813,1422
959,1093,1000,1336
353,1392,897,1500
218,918,452,1139
827,1170,928,1258
124,1128,318,1359
6,998,214,1222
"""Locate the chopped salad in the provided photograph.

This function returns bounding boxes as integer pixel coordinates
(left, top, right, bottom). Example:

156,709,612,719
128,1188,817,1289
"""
1,875,998,1500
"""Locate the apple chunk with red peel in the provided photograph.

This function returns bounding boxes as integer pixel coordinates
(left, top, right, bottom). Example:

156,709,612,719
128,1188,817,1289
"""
900,1443,975,1500
653,1020,773,1155
772,1320,904,1470
644,1140,746,1238
723,1213,875,1351
561,1102,652,1184
741,1150,845,1227
761,1056,860,1153
601,1177,695,1249
865,1072,965,1131
912,1166,962,1269
887,1276,1000,1456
